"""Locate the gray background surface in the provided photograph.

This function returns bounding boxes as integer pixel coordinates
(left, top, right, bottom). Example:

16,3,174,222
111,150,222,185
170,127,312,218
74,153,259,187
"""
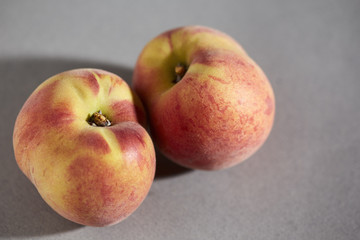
1,0,360,239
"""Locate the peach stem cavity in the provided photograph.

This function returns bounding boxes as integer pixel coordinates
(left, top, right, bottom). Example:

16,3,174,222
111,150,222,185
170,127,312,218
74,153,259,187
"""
173,63,187,83
87,110,111,127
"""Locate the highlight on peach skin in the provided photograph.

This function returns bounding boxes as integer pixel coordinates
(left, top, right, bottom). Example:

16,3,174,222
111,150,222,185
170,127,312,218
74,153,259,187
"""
13,69,156,227
133,25,275,170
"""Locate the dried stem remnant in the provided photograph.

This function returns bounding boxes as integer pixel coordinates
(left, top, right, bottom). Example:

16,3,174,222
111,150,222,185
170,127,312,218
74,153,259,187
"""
173,63,187,83
87,110,111,127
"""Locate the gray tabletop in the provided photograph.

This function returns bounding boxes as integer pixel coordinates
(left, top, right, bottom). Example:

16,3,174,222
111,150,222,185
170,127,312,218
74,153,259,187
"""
1,0,360,239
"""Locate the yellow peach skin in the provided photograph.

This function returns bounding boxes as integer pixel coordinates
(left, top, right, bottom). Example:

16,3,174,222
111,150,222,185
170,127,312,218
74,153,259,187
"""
13,69,155,226
133,26,275,170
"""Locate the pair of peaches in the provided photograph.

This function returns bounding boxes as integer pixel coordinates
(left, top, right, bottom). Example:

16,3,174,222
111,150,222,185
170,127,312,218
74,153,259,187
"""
13,26,275,226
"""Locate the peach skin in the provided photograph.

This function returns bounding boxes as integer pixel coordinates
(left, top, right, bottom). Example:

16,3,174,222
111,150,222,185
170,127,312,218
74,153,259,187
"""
13,69,156,226
133,26,275,170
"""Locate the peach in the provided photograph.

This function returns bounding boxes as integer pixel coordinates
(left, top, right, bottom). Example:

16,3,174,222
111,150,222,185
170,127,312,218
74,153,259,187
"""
13,69,155,226
133,26,275,170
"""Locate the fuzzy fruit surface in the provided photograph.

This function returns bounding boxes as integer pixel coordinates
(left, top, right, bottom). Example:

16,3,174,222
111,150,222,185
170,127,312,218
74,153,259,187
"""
13,69,156,226
133,26,275,170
